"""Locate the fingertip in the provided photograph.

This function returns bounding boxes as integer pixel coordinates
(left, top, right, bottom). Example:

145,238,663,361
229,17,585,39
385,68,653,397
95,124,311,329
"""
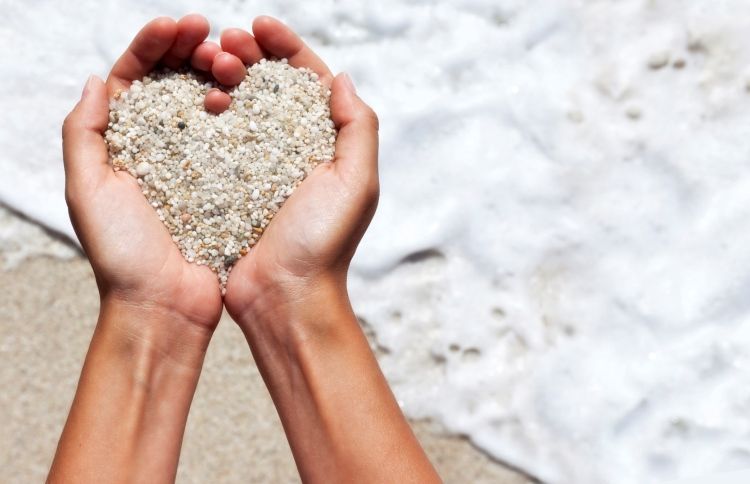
251,15,332,81
179,13,210,32
211,52,246,86
220,28,264,64
153,15,178,26
330,73,358,127
163,14,211,68
82,74,105,96
175,13,211,49
205,88,232,114
328,72,379,179
63,75,111,184
331,73,378,130
108,16,178,94
79,75,108,124
339,72,356,94
252,15,276,33
191,41,221,71
80,74,109,110
251,15,291,53
148,16,179,44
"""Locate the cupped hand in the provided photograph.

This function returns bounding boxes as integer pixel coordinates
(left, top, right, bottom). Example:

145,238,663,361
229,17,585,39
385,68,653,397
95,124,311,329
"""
107,15,253,112
63,15,249,329
64,14,378,329
223,17,380,322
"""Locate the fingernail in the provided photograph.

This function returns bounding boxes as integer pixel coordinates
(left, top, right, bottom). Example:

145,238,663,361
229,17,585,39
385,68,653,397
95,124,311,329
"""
341,72,356,94
81,75,95,99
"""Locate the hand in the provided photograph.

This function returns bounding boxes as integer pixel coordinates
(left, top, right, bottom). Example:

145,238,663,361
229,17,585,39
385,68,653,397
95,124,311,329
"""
223,17,380,327
63,15,245,331
52,17,260,482
217,21,439,482
107,15,257,113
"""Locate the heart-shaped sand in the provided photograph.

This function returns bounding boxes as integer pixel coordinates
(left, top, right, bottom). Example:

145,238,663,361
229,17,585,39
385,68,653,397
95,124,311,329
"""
105,59,336,291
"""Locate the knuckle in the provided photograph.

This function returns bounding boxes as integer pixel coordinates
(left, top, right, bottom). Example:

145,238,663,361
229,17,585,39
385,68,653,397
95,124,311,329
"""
360,105,380,131
364,177,380,201
64,185,77,208
62,112,76,139
64,178,85,210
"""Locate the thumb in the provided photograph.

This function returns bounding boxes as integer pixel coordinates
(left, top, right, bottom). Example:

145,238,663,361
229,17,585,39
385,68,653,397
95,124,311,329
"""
329,73,379,189
62,75,110,194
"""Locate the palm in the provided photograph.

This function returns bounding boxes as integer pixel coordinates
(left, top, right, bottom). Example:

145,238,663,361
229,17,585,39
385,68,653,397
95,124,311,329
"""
222,18,379,316
64,15,238,327
77,170,222,325
243,164,369,279
223,163,374,318
66,16,377,324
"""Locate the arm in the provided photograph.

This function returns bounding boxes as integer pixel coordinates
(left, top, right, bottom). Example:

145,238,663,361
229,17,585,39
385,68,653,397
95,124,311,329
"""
48,301,213,483
48,15,244,482
224,17,441,483
235,275,440,483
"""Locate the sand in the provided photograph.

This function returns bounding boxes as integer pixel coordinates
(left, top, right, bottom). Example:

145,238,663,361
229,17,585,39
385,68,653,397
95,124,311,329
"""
0,218,531,483
7,3,750,480
9,3,750,480
106,60,336,290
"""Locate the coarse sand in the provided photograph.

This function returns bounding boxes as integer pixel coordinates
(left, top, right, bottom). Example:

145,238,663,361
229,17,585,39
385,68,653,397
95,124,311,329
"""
106,59,335,292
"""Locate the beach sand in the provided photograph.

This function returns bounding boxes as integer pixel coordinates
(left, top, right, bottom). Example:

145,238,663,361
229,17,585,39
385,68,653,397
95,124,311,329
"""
0,231,529,483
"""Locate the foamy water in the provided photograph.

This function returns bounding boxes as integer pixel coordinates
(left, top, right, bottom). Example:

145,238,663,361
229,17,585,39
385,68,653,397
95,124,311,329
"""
3,1,750,482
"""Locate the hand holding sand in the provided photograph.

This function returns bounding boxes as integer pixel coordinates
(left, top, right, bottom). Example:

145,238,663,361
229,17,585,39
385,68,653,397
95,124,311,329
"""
222,17,380,319
63,15,231,332
53,15,243,482
219,19,438,484
90,15,379,304
53,15,438,484
108,14,255,114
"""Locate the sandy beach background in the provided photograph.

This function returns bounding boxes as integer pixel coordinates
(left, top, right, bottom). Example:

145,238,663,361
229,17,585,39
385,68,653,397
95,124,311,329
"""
0,209,529,483
5,1,750,482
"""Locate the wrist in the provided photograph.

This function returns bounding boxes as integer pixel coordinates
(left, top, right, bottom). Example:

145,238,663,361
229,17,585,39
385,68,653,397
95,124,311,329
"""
49,296,210,483
227,267,438,483
98,295,215,371
227,266,354,346
94,269,223,331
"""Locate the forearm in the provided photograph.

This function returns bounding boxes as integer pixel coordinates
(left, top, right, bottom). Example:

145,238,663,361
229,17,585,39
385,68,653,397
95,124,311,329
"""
48,298,213,483
237,276,440,483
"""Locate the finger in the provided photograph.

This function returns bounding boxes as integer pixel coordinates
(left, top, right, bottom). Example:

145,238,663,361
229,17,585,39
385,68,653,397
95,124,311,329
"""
62,76,110,191
252,16,333,85
205,88,232,114
221,28,264,65
211,52,246,86
329,73,379,186
191,41,221,71
107,17,178,95
162,14,211,69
